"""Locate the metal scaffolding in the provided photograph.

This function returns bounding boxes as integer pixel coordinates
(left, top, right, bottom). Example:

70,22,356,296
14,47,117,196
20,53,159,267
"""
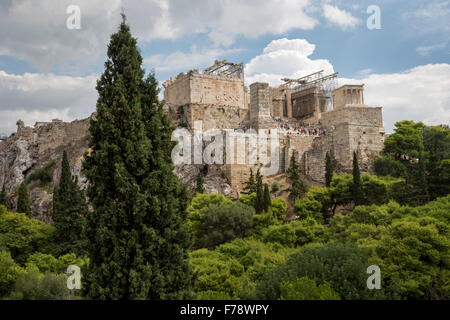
282,70,339,111
203,60,244,78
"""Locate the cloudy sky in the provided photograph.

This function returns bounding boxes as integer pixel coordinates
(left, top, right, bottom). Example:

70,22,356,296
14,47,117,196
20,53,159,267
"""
0,0,449,135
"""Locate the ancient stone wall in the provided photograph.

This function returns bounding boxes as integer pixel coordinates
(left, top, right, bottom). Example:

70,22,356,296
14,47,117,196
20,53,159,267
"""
0,117,91,222
321,106,383,128
163,70,247,109
181,104,248,131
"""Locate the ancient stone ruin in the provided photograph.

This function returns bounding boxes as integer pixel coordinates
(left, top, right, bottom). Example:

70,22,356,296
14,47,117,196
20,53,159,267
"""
0,60,385,220
163,61,386,192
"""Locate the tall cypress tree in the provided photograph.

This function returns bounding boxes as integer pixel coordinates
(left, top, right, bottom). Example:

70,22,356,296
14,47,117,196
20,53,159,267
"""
325,152,333,187
243,168,256,194
255,169,264,214
82,15,193,300
352,152,363,205
52,151,87,256
286,152,307,201
263,183,271,213
0,183,6,207
195,172,206,194
17,182,31,216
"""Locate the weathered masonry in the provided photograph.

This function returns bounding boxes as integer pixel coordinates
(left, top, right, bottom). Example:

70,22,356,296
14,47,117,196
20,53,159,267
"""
163,61,385,190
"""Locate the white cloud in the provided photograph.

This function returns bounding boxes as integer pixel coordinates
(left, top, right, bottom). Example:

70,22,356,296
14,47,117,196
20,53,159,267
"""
0,70,97,134
340,64,450,132
0,0,124,73
322,4,361,31
144,46,243,72
416,43,447,56
245,38,335,86
0,0,319,72
402,1,450,38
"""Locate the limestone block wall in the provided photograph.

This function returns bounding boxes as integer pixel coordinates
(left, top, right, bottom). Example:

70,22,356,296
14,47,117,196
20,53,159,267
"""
250,83,271,118
163,70,247,109
321,106,383,128
181,104,248,131
190,73,246,108
249,82,274,129
163,73,191,106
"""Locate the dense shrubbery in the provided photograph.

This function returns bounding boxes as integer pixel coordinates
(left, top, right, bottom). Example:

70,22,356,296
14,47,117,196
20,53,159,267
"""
24,161,56,186
0,205,55,264
0,205,88,300
375,121,450,205
197,202,254,248
280,277,340,300
189,238,291,299
255,242,386,300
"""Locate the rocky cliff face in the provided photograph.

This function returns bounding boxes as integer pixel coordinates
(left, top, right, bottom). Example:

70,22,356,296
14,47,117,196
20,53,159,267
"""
0,116,232,222
0,118,91,222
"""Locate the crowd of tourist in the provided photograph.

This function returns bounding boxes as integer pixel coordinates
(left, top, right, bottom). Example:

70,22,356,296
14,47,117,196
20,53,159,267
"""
273,117,327,136
235,118,328,137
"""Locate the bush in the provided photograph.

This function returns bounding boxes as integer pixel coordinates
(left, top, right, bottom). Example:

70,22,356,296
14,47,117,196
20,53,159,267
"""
196,290,234,300
187,193,233,245
0,251,24,298
250,212,280,238
262,224,296,247
238,192,256,208
0,207,55,264
361,174,388,205
271,181,282,193
25,252,89,274
24,161,56,186
374,157,407,178
280,277,341,300
262,219,328,247
197,202,254,248
294,198,323,223
271,198,287,220
255,242,385,300
189,249,244,298
8,271,72,300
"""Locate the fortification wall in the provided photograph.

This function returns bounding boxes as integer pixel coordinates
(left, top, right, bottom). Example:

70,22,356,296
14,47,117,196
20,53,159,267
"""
164,71,246,109
321,106,383,128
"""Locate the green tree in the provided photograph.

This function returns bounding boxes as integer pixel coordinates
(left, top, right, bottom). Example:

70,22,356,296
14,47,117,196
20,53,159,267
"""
243,169,257,194
256,242,383,300
255,169,264,214
263,184,271,213
0,183,6,207
325,152,333,187
383,120,424,161
195,171,206,194
280,277,340,300
286,153,307,202
81,15,193,299
52,151,87,256
352,152,363,206
197,202,254,248
0,251,23,298
0,206,55,264
422,126,450,199
17,182,31,217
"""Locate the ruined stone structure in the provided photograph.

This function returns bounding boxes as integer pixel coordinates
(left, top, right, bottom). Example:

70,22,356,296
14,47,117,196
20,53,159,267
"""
0,118,91,222
0,60,386,221
164,61,386,190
